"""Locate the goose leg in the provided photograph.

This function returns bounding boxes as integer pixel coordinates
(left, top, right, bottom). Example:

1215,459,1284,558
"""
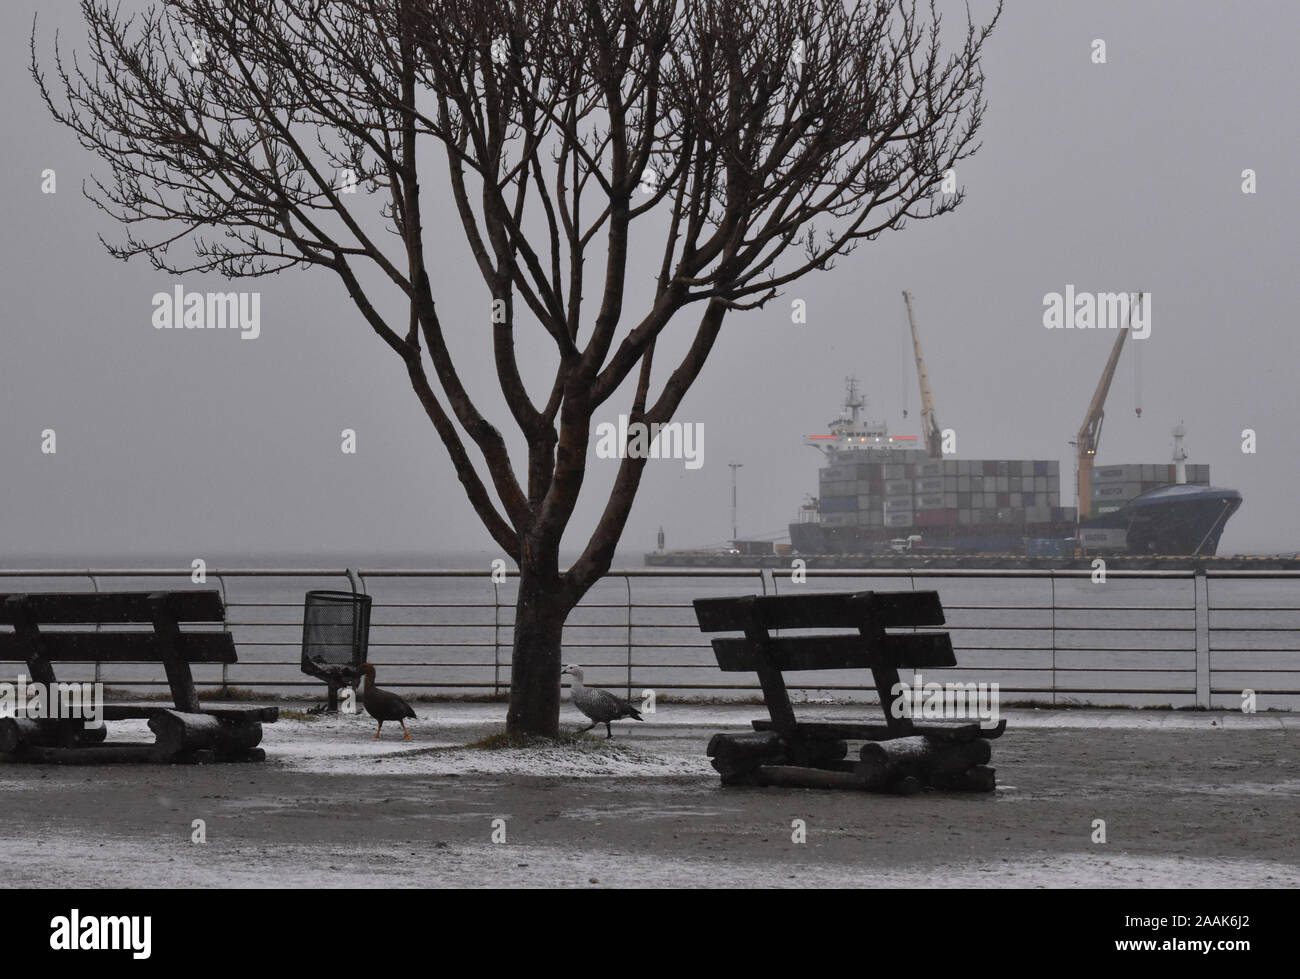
605,722,613,739
577,721,596,734
401,720,412,741
373,721,383,739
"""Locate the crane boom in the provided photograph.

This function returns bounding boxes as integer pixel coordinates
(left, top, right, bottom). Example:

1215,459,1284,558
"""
902,290,942,459
1075,292,1143,519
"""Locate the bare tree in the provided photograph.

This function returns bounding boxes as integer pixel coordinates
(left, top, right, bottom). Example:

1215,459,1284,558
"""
35,0,999,736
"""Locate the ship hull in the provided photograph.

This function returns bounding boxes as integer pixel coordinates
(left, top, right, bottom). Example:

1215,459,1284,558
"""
1080,486,1242,556
790,486,1242,557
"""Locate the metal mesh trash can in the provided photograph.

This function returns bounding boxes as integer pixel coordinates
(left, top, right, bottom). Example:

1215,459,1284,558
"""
301,590,372,712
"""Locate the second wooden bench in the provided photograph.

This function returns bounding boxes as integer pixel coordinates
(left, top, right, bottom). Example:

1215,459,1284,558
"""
693,590,1004,794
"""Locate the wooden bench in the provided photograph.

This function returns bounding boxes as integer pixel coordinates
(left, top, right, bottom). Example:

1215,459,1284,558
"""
0,590,276,764
693,590,1004,794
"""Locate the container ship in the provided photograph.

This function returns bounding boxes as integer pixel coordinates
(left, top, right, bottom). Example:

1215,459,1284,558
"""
646,291,1242,566
786,380,1239,557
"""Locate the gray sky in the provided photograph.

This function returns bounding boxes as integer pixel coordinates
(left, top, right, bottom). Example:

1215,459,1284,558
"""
2,1,1297,565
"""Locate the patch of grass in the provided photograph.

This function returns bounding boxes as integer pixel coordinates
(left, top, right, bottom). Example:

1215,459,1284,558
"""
277,709,320,722
464,728,603,750
196,687,262,701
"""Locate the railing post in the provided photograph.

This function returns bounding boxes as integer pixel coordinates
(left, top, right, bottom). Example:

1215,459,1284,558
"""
1195,571,1210,708
493,578,501,699
88,573,102,688
216,573,230,698
1050,571,1057,707
625,575,633,701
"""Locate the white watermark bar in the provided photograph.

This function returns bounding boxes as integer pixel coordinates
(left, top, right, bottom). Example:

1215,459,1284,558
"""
890,672,1001,728
0,675,105,729
151,285,261,339
594,414,704,470
49,910,151,959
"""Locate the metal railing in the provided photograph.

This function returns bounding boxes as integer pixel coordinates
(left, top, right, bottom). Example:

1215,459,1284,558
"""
1,567,1296,709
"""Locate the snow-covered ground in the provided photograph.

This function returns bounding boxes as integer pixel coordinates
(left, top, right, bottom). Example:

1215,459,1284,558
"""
1,834,1296,888
3,704,1296,888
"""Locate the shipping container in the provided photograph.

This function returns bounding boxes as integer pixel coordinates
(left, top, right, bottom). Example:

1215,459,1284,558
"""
1024,537,1070,558
819,495,857,512
915,508,959,527
884,479,912,496
882,496,914,513
915,477,944,493
1092,482,1140,501
1080,527,1126,550
1094,464,1139,483
884,511,914,528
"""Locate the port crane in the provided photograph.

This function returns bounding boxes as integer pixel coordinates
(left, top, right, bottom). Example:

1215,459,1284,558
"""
902,290,943,459
1073,292,1144,519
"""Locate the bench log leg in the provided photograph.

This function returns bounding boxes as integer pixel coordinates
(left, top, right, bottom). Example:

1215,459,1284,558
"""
0,718,108,753
148,710,263,758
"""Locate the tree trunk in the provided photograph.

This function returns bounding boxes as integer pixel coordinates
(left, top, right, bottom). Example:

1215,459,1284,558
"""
505,565,569,738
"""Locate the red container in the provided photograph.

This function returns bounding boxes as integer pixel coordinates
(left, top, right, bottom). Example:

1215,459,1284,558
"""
915,508,959,527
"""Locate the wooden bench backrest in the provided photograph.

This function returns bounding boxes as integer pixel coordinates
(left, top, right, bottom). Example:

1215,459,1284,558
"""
0,590,226,626
0,591,233,713
692,590,954,737
694,590,945,633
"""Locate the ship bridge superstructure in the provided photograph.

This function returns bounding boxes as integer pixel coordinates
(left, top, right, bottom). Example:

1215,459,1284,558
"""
806,377,921,457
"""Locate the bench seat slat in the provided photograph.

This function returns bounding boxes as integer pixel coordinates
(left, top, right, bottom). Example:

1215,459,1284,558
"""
711,632,955,672
101,703,278,723
752,719,1007,741
0,591,226,625
0,632,237,664
694,591,945,632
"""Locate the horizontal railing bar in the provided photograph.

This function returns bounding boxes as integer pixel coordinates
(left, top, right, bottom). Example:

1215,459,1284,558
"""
11,566,1298,580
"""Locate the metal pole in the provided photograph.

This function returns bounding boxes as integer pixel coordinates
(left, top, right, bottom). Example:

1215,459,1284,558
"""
1194,571,1210,707
1050,572,1057,706
729,462,743,542
89,573,101,688
493,579,501,699
216,573,229,698
625,575,633,700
